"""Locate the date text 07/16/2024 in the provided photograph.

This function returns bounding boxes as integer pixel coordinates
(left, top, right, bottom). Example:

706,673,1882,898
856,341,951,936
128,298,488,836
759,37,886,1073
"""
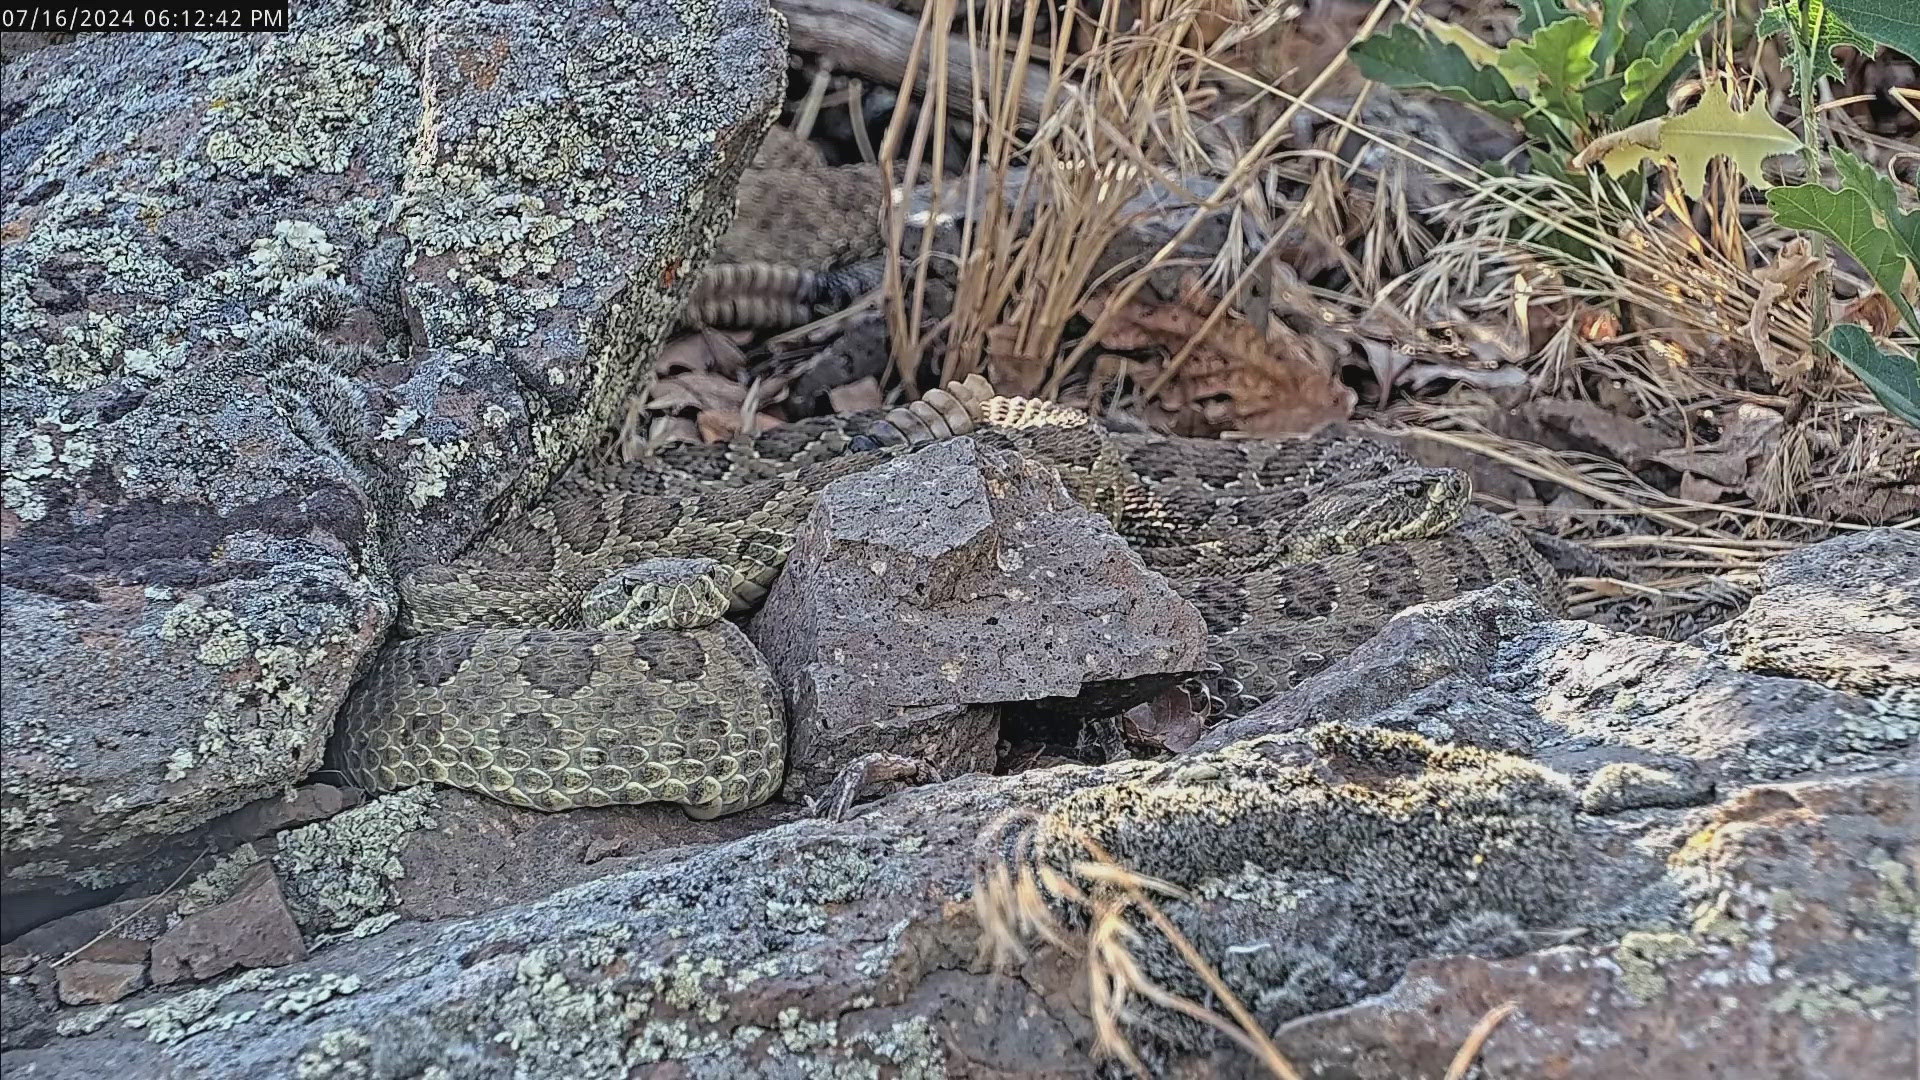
2,1,287,33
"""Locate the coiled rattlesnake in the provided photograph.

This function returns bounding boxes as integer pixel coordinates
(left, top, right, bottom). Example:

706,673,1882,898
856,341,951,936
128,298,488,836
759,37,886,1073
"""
331,379,1558,817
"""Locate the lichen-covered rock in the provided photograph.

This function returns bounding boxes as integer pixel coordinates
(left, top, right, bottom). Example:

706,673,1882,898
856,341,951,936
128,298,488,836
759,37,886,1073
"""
148,864,306,986
1702,527,1919,702
1268,764,1919,1079
0,733,1588,1076
11,717,1911,1077
0,0,787,897
748,437,1210,799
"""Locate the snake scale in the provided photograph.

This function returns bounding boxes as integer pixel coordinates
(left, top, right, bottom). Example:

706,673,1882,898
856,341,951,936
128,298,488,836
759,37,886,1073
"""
331,380,1559,818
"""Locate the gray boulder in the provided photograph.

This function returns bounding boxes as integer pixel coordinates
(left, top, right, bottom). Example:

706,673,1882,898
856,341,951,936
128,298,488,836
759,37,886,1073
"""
0,0,787,898
748,437,1210,798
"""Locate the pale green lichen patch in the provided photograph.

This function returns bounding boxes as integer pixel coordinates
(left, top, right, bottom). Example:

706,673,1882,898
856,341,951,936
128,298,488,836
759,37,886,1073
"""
1612,930,1702,1003
154,593,352,774
1866,856,1917,930
272,789,437,933
121,969,365,1045
200,20,404,177
174,843,268,919
245,220,347,296
1769,972,1907,1022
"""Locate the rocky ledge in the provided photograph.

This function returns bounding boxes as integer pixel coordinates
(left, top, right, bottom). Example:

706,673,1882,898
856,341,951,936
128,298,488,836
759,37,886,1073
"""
3,530,1911,1077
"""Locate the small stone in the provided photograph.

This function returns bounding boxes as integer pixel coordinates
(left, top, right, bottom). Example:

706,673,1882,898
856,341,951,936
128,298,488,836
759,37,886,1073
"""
54,960,147,1006
213,784,360,844
149,865,306,985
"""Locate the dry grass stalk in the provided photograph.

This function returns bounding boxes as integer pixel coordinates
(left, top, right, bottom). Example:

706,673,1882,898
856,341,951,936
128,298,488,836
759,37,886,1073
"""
973,808,1530,1078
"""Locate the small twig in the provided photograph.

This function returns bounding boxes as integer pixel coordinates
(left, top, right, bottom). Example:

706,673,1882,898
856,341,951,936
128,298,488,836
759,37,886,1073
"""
52,849,211,968
1443,1000,1519,1080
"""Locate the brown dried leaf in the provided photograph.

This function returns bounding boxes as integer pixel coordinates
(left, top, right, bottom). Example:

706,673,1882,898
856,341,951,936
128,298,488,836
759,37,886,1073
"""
1836,290,1901,337
827,376,884,413
1745,237,1828,382
647,370,750,415
658,329,749,378
1677,473,1730,504
984,324,1049,398
695,408,784,444
1523,399,1678,465
1573,305,1622,341
1082,278,1353,436
1118,687,1202,753
1651,403,1785,487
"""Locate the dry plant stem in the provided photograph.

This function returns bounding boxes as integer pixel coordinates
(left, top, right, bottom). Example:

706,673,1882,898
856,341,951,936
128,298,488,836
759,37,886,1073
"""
877,0,938,390
52,849,209,968
1201,63,1729,295
943,0,1045,388
1057,0,1398,379
792,58,835,139
777,0,1057,126
912,0,956,385
847,80,877,164
1408,426,1887,533
1792,43,1833,406
1075,835,1305,1080
1443,1001,1520,1080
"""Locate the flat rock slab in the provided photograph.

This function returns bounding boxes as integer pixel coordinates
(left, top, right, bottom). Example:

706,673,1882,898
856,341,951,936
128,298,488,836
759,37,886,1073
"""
749,437,1208,797
0,0,786,896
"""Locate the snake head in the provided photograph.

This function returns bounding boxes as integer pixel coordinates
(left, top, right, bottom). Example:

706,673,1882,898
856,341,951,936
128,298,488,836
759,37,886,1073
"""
580,558,736,632
1282,467,1472,560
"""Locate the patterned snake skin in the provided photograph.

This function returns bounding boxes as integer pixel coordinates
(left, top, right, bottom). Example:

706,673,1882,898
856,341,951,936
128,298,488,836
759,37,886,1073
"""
331,380,1559,817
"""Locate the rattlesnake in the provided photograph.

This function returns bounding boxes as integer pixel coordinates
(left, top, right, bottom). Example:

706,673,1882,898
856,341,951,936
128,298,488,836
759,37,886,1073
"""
331,380,1559,817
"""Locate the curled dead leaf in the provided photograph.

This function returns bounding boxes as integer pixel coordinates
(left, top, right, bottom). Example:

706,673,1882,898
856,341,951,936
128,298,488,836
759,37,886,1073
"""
1083,277,1354,436
827,376,884,413
1836,291,1901,337
1744,237,1828,382
1574,306,1621,341
1651,403,1785,488
1119,687,1202,753
1571,119,1666,171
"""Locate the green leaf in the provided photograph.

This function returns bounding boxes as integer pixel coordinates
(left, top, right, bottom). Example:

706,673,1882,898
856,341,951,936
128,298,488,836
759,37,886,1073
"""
1350,25,1532,121
1503,16,1602,127
1613,14,1713,125
1620,16,1712,123
1620,0,1714,69
1517,0,1573,37
1763,0,1878,83
1827,0,1920,60
1826,324,1920,429
1593,84,1802,198
1595,0,1638,72
1769,182,1920,331
1831,149,1920,276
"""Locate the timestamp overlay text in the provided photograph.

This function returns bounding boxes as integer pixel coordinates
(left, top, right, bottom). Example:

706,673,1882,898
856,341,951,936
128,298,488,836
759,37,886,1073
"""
2,1,288,33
